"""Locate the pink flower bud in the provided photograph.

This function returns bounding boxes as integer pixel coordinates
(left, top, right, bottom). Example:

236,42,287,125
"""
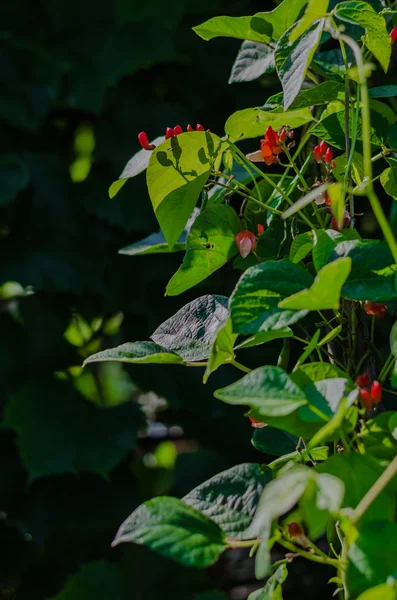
187,124,193,132
313,145,323,163
196,124,204,131
235,230,257,258
319,140,328,155
325,147,333,164
279,129,287,143
371,380,382,403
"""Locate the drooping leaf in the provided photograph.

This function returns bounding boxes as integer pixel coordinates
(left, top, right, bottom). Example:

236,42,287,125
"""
166,205,240,296
109,136,164,198
250,0,309,42
192,16,267,43
147,132,223,248
279,257,351,310
183,463,272,538
335,1,391,72
203,318,237,383
275,19,325,110
225,107,313,141
214,366,308,417
112,496,226,568
49,562,122,600
229,41,275,84
290,0,329,43
151,295,229,362
84,341,185,366
230,261,313,334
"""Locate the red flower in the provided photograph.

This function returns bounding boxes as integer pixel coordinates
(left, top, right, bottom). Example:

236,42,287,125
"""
357,377,383,409
165,127,174,139
235,230,257,258
313,145,323,163
371,381,382,403
325,147,334,164
331,212,351,231
246,126,284,166
187,124,193,132
313,141,335,166
257,224,265,235
173,125,183,136
359,388,373,409
355,373,370,388
138,132,156,151
319,140,327,155
391,27,397,44
363,301,388,318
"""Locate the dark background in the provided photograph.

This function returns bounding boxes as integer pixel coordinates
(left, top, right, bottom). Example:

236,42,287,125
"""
1,0,387,598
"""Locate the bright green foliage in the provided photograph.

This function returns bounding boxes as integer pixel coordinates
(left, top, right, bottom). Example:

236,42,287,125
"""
290,0,329,43
251,0,309,41
311,110,388,148
193,16,267,42
112,496,227,567
225,107,313,141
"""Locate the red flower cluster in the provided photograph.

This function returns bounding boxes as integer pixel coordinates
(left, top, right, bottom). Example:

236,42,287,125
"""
313,141,336,168
391,27,397,44
246,126,293,166
138,124,209,150
363,301,388,318
235,230,257,258
355,374,382,409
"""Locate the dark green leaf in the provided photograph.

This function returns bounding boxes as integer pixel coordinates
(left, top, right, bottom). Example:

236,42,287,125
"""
381,167,397,200
267,81,344,110
275,20,325,110
183,463,272,537
112,496,226,567
290,232,314,263
49,562,122,600
312,228,360,272
252,426,298,456
0,154,30,206
229,41,275,84
215,366,308,417
235,328,293,351
166,205,240,296
311,110,388,149
369,86,397,98
84,341,185,366
230,261,313,334
151,295,229,362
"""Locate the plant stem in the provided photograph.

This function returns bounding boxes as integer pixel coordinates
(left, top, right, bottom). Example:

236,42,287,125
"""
231,359,252,374
209,179,282,215
378,352,395,383
277,538,342,568
351,454,397,525
227,538,258,548
283,147,309,191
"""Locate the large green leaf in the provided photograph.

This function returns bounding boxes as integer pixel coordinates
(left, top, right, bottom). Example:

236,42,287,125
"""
225,107,313,141
109,135,164,198
203,318,237,383
381,167,397,200
147,132,223,248
369,86,397,98
289,232,314,264
266,81,344,111
279,257,351,310
275,20,325,110
330,240,397,301
335,1,391,72
347,521,397,598
192,16,267,43
112,496,226,567
49,562,122,600
250,0,309,41
183,463,272,538
214,366,308,417
311,110,388,149
166,205,240,296
312,228,360,272
230,261,313,334
229,41,275,84
84,341,185,366
290,0,329,43
356,584,397,600
252,426,298,456
248,564,288,600
2,379,144,481
151,295,229,362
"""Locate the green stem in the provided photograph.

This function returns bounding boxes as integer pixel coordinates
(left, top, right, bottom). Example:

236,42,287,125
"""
277,538,342,568
351,454,397,525
227,538,258,549
210,179,282,215
231,359,252,374
378,352,395,383
283,147,309,191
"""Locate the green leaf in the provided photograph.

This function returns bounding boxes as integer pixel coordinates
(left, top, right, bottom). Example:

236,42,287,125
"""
313,228,359,272
335,1,391,72
300,472,344,539
333,152,364,186
183,463,272,537
290,231,314,264
328,182,345,231
2,379,143,481
229,42,275,84
192,16,267,43
166,205,240,296
275,20,325,110
360,412,397,460
252,426,298,456
151,295,229,362
389,412,397,441
266,81,344,110
331,240,397,301
49,562,122,600
369,86,397,98
230,261,313,334
347,521,397,598
356,584,397,600
109,135,164,198
311,110,388,149
290,0,329,43
203,318,237,383
225,107,313,141
235,328,293,351
84,341,185,366
214,366,308,417
112,496,226,567
381,167,397,200
389,124,397,151
119,208,199,256
250,0,309,42
147,132,223,248
292,362,351,418
264,409,326,439
279,257,351,310
248,564,288,600
0,154,30,206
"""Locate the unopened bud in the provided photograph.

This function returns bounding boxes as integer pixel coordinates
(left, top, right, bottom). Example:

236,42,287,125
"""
325,147,333,164
187,124,193,132
371,380,382,403
165,127,174,139
173,125,183,136
196,124,204,131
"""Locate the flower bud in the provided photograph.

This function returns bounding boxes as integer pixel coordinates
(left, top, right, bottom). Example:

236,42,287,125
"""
313,145,323,163
319,140,328,155
391,27,397,44
165,127,174,139
371,380,382,403
138,131,155,151
359,388,373,410
173,125,183,136
279,129,287,143
288,522,304,538
249,416,267,428
363,301,388,318
187,124,193,132
325,147,333,164
257,224,265,234
235,230,257,258
355,373,370,388
196,124,204,131
331,161,337,169
288,130,295,139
